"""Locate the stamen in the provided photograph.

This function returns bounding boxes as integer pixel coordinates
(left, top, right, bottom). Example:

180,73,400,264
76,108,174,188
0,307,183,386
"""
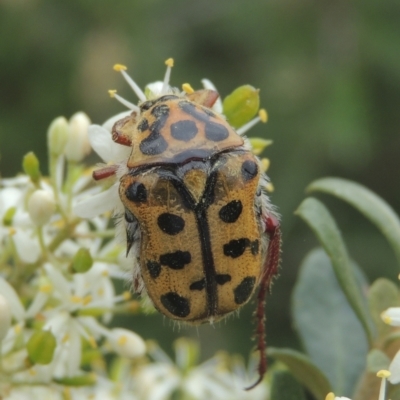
182,83,194,94
161,58,174,94
236,109,268,136
377,370,390,400
113,64,146,102
108,90,139,112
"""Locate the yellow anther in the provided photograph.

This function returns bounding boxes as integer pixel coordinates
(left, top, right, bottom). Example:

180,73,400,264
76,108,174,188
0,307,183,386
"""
29,368,37,376
97,288,104,297
377,369,391,378
259,109,268,123
70,295,82,304
101,270,109,277
62,333,70,343
108,90,117,98
182,83,195,94
123,291,132,301
325,393,335,400
381,312,392,325
82,295,92,306
266,182,275,193
39,284,52,293
260,158,270,173
8,227,16,236
117,335,128,346
14,324,22,334
165,58,174,67
113,64,127,72
89,336,97,348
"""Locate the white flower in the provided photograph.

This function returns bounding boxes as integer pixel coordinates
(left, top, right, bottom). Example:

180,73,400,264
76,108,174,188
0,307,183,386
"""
381,307,400,326
106,328,146,359
64,112,91,162
325,370,390,400
0,294,11,341
27,189,56,226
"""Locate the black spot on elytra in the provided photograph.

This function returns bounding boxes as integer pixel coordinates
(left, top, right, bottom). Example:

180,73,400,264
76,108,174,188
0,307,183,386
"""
137,118,149,132
216,274,231,285
178,101,209,123
125,182,147,203
139,130,168,155
251,239,259,255
219,200,243,223
170,120,198,142
205,121,229,141
139,104,169,155
161,292,190,317
190,278,206,291
234,276,256,304
160,251,191,269
151,104,169,118
147,260,161,278
223,238,250,258
241,160,258,181
157,213,185,235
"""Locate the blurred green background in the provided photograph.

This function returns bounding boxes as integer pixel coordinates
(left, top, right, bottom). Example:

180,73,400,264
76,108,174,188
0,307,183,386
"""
1,0,399,362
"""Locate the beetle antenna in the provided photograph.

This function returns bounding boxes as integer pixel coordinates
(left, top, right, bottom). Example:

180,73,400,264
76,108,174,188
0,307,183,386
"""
245,214,281,391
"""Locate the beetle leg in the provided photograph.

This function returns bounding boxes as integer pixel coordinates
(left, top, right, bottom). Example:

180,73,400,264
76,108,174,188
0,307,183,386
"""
92,164,118,181
245,214,281,391
186,89,219,108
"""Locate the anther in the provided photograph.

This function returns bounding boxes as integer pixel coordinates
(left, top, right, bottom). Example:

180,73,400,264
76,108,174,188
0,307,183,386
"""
182,83,194,94
162,57,174,94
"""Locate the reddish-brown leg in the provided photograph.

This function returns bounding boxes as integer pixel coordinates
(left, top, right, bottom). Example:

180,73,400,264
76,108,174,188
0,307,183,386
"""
245,214,281,391
92,165,118,181
186,89,220,108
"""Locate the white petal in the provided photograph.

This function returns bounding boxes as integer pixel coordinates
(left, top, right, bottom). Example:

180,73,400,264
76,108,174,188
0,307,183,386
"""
0,294,12,341
73,184,120,218
25,291,49,318
382,307,400,326
0,187,23,218
0,278,25,321
43,263,71,302
107,328,146,358
389,351,400,384
88,124,131,164
12,229,40,263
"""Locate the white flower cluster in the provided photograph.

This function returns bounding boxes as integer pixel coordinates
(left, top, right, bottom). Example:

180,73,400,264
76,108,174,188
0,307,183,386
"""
0,60,271,399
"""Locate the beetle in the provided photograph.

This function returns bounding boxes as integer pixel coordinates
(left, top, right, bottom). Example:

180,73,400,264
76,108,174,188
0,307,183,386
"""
93,61,281,389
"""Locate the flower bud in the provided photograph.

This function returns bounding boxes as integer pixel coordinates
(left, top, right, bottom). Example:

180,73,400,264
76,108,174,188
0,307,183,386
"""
28,190,56,226
22,152,41,184
108,328,146,359
65,112,91,162
54,373,97,386
2,206,16,226
71,248,93,273
248,138,273,156
47,116,69,156
27,329,56,364
0,294,12,341
223,85,260,128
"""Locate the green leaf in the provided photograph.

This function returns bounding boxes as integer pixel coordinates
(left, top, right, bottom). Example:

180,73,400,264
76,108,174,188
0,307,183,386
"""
27,330,57,365
368,278,400,338
222,85,260,128
270,370,307,400
292,248,369,396
295,197,374,344
366,349,390,373
267,347,332,400
307,177,400,266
